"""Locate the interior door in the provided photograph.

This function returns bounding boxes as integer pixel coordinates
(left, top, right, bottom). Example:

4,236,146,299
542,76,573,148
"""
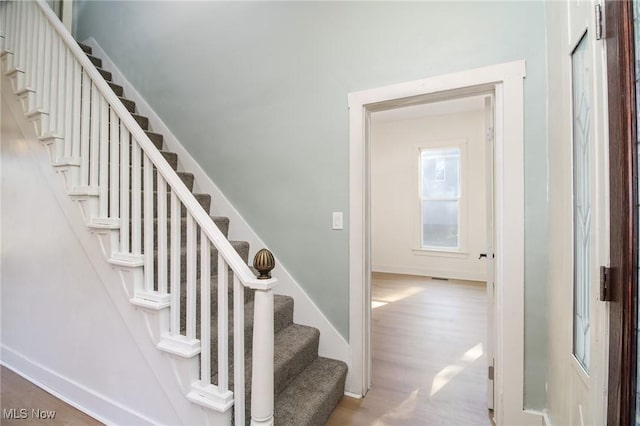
484,94,495,412
567,1,609,425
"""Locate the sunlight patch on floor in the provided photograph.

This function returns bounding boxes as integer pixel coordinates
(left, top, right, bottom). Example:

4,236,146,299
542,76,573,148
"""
372,300,388,309
430,342,484,397
373,285,425,303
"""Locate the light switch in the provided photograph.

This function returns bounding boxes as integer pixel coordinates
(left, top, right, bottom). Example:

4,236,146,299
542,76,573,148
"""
332,212,343,230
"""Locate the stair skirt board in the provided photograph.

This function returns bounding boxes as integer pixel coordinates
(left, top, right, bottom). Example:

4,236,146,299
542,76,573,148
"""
82,37,350,374
1,26,347,426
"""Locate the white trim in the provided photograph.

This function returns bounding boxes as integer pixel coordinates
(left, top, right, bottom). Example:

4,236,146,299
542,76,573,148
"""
82,38,349,366
349,60,542,426
1,346,157,426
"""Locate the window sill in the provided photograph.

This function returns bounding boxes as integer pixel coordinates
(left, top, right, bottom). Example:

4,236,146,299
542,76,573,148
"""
412,248,469,259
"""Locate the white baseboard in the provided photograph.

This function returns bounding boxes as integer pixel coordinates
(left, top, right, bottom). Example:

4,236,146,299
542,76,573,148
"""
372,264,486,282
1,345,156,426
83,37,350,380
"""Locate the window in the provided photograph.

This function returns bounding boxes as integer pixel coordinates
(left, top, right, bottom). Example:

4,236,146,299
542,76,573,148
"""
420,147,461,250
571,32,591,372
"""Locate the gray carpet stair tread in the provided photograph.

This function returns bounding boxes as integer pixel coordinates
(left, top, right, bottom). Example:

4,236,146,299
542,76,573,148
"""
214,323,320,411
108,82,123,97
120,97,136,113
87,54,102,68
274,357,347,426
194,295,295,370
78,42,92,54
97,68,111,81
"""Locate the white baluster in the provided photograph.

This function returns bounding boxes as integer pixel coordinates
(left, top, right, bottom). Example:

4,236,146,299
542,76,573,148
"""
8,1,16,54
24,2,32,79
200,232,211,385
15,2,24,70
131,141,142,257
98,96,108,216
157,175,168,295
56,38,65,140
218,254,229,391
9,2,17,56
34,9,45,105
170,191,181,335
63,49,73,158
79,68,90,185
143,153,154,292
3,2,12,54
120,126,130,253
186,213,196,339
109,111,119,218
40,20,52,115
234,276,245,426
71,59,81,157
47,29,59,135
89,83,99,186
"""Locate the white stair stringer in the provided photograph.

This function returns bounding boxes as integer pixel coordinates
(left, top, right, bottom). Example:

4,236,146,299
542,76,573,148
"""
2,56,230,426
85,37,352,380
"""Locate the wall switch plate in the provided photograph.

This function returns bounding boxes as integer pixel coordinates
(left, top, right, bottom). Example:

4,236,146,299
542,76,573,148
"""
332,212,343,230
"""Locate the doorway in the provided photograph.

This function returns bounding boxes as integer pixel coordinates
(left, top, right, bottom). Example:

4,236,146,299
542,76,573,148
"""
366,93,492,423
348,61,542,426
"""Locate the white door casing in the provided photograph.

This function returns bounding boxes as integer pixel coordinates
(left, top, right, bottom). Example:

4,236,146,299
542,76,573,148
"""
567,1,610,425
348,61,543,426
484,94,496,412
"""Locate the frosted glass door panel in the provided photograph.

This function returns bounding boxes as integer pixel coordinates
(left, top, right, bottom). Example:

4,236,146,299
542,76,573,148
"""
572,32,591,372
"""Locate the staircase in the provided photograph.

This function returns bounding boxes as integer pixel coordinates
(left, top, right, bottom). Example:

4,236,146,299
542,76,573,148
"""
0,1,346,425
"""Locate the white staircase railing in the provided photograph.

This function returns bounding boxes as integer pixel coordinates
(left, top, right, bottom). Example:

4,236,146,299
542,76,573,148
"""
0,1,276,424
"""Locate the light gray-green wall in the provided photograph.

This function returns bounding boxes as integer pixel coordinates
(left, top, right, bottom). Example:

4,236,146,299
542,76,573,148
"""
74,1,548,409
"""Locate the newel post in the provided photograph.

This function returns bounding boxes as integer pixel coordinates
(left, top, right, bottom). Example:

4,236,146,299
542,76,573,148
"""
251,249,275,426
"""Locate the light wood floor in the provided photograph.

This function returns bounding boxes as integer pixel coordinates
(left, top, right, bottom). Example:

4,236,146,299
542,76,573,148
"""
0,366,103,425
327,273,493,426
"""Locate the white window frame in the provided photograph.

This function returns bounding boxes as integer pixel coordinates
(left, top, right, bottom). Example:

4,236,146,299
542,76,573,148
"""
416,140,468,254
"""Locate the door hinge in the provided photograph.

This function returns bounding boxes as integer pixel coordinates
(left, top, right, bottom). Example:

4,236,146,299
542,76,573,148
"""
600,266,612,301
595,3,603,41
488,365,494,381
486,127,494,142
